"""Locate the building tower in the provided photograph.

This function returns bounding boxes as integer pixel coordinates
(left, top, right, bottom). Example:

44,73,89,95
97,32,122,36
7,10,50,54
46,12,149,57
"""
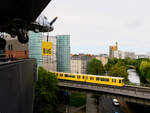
56,35,70,72
29,31,42,66
109,42,118,58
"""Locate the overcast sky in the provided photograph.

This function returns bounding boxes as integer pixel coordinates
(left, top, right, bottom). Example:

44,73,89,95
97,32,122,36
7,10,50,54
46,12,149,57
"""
42,0,150,55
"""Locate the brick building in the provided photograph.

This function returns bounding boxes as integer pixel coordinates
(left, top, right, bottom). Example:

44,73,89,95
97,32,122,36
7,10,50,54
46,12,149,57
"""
5,34,29,59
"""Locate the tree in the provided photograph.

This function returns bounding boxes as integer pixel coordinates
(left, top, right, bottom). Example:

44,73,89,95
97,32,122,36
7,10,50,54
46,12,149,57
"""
108,63,128,81
140,61,150,83
87,58,105,75
34,67,58,113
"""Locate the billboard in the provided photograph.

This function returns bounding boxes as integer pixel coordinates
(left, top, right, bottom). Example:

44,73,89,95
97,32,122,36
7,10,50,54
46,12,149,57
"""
42,41,52,56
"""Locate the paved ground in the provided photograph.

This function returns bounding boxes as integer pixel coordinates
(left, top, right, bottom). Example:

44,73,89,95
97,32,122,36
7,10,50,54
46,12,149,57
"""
100,96,125,113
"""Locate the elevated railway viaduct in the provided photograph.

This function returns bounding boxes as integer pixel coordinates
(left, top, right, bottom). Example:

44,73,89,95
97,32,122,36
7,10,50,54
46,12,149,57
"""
58,81,150,105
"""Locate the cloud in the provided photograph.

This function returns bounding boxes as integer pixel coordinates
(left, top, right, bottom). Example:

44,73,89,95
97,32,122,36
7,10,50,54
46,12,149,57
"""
42,0,150,54
126,19,143,29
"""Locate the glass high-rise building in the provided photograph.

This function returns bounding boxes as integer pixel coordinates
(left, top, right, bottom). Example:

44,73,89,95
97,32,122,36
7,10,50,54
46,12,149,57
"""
56,35,70,72
29,31,42,66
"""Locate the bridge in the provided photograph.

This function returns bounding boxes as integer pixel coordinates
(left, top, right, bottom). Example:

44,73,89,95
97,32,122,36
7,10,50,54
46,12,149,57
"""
58,81,150,105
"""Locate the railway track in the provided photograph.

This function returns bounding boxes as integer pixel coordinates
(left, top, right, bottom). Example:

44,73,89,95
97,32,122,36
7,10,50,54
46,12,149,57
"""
59,80,150,93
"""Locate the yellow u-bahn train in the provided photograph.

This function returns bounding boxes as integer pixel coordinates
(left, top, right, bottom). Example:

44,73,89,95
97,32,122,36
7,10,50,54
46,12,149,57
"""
54,72,125,87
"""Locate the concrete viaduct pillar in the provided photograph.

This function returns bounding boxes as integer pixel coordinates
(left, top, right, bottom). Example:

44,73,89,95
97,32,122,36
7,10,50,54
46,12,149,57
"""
86,93,100,113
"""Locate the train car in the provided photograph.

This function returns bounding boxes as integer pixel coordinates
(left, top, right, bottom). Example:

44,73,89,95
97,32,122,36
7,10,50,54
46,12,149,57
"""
55,72,86,82
85,74,124,86
54,72,125,87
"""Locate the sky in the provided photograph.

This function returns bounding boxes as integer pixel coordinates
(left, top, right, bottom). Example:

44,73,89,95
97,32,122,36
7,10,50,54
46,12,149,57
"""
42,0,150,55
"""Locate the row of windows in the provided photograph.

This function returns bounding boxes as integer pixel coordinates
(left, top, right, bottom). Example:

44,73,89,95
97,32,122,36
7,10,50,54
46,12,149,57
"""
96,78,109,82
57,73,109,81
8,44,13,50
112,79,122,83
65,74,75,78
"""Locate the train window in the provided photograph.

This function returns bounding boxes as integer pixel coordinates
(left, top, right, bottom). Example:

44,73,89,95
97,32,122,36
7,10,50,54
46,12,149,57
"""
82,76,84,79
77,75,81,79
68,75,72,77
105,78,109,82
60,74,63,77
112,79,116,83
72,75,75,78
90,77,94,80
100,78,105,81
65,74,68,77
119,80,122,83
96,77,100,81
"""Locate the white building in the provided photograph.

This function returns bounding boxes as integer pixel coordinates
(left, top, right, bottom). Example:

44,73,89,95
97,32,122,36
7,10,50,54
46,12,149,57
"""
136,55,149,59
118,50,136,59
71,55,92,74
95,56,108,66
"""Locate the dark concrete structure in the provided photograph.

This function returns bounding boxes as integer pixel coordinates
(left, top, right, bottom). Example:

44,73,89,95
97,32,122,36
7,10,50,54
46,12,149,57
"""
58,81,150,105
0,59,37,113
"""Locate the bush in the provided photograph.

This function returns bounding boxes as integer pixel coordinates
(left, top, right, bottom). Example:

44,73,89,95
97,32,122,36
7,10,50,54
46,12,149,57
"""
33,67,58,113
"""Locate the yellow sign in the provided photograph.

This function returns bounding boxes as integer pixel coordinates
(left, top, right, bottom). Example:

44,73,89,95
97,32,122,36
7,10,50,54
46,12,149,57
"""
42,41,52,56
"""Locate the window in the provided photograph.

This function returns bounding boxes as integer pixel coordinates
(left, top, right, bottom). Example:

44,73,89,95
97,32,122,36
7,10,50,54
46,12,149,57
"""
112,79,116,83
11,44,13,50
101,78,105,81
105,78,109,82
96,78,109,82
25,50,27,55
11,54,13,59
119,80,122,83
72,75,75,78
96,77,100,81
82,76,84,79
90,77,94,80
77,75,81,79
68,75,72,77
8,45,10,50
60,74,63,77
65,74,68,77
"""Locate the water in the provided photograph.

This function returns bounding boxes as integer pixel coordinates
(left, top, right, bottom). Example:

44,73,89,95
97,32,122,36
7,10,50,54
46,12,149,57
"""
127,69,140,84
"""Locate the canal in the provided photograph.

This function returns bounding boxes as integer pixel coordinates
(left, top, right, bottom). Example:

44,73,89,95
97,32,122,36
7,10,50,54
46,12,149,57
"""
127,69,140,84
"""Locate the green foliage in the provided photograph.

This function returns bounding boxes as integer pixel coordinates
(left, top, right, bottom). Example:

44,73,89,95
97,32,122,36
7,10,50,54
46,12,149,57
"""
87,58,105,75
104,63,112,72
134,58,150,83
140,61,150,83
108,58,118,65
34,67,58,113
105,57,150,83
108,63,128,81
70,92,86,107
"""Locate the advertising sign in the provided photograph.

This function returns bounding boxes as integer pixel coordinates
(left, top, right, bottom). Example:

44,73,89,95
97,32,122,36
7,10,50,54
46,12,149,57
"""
42,41,52,56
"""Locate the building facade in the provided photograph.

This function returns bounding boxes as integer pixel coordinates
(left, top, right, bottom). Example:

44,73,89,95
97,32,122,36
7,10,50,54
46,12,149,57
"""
109,42,118,58
95,55,108,66
29,31,42,66
56,35,70,72
5,34,29,59
71,55,92,74
118,50,136,59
